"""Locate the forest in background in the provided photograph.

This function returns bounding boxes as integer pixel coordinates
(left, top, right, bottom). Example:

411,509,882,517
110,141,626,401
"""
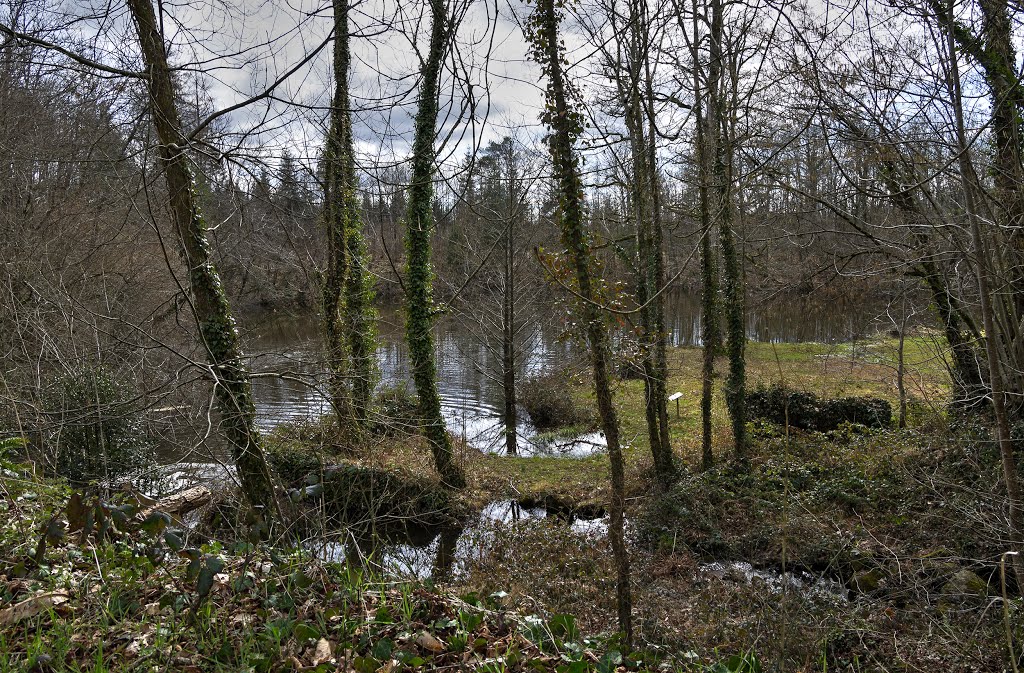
1,0,1023,669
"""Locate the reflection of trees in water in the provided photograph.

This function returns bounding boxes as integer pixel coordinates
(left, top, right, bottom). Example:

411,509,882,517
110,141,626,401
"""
241,294,911,446
314,501,610,581
339,522,463,581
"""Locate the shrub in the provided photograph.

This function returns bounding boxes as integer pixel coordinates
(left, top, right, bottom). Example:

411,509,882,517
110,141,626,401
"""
746,384,891,432
42,366,153,485
520,373,595,430
370,383,421,436
265,421,333,485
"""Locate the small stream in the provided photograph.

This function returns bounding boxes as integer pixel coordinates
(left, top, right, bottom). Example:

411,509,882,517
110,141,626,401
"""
303,503,847,604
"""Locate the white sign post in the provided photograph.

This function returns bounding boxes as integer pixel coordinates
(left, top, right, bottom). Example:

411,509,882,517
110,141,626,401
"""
668,391,683,418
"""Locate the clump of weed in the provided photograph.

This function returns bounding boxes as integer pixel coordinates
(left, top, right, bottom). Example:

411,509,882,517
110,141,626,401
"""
41,365,153,485
747,383,892,431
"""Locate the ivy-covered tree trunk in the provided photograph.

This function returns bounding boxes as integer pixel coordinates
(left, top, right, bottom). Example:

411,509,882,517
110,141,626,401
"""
405,0,465,488
526,0,633,648
126,0,277,522
717,149,746,461
940,0,1024,586
325,0,376,426
692,0,720,470
646,63,673,481
708,0,746,461
973,0,1024,311
344,206,376,424
322,0,355,427
933,0,1024,406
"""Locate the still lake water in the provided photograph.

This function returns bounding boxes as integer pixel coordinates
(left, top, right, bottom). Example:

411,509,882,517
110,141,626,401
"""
243,293,889,456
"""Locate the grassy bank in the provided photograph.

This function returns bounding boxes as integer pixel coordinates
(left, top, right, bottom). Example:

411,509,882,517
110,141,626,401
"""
3,331,1019,671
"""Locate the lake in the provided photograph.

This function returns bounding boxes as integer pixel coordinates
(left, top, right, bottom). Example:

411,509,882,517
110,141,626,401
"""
242,292,895,456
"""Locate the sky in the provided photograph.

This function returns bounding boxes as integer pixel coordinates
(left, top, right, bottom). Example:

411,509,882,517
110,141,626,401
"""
14,0,1017,192
143,0,551,174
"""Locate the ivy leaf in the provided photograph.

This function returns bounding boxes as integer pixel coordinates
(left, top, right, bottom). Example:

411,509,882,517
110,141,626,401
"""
293,622,319,642
141,511,171,536
196,556,225,600
597,651,622,673
290,570,314,589
180,548,203,581
163,529,184,552
66,493,87,532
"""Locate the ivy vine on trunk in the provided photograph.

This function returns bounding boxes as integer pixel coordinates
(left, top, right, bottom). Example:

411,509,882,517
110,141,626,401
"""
323,0,377,428
525,0,633,649
126,0,278,526
404,0,465,488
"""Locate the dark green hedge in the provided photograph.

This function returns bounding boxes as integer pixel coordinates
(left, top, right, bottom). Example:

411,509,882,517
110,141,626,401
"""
747,384,892,432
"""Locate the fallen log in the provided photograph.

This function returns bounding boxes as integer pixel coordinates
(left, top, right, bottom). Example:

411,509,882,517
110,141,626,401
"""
142,485,212,518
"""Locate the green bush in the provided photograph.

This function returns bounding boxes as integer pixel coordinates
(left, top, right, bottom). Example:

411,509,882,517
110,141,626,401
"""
370,383,421,436
520,373,595,430
746,384,891,432
42,366,152,485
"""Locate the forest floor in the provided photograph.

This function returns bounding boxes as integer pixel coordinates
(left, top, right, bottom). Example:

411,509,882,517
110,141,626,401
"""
1,330,1020,671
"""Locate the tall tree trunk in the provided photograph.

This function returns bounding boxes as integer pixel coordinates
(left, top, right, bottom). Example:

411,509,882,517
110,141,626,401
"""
345,204,376,424
707,0,746,461
322,0,355,427
878,159,988,408
645,49,673,481
333,0,377,425
527,0,633,647
933,0,1024,406
942,0,1024,585
126,0,277,522
503,173,519,456
693,0,721,470
405,0,465,488
832,112,988,408
619,0,674,486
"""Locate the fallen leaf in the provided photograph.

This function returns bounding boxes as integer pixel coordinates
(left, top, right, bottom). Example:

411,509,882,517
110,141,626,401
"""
0,592,69,625
231,613,254,626
415,631,445,653
311,638,333,666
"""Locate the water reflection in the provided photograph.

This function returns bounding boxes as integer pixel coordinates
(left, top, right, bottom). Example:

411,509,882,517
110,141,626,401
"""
313,499,609,581
244,293,892,455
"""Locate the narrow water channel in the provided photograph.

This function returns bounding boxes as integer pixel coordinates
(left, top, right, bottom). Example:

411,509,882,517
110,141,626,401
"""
309,499,610,581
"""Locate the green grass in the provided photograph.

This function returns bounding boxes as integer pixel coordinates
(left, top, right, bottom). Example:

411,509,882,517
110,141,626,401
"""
460,333,954,510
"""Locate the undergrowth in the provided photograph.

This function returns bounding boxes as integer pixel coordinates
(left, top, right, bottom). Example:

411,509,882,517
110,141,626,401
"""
0,441,757,672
